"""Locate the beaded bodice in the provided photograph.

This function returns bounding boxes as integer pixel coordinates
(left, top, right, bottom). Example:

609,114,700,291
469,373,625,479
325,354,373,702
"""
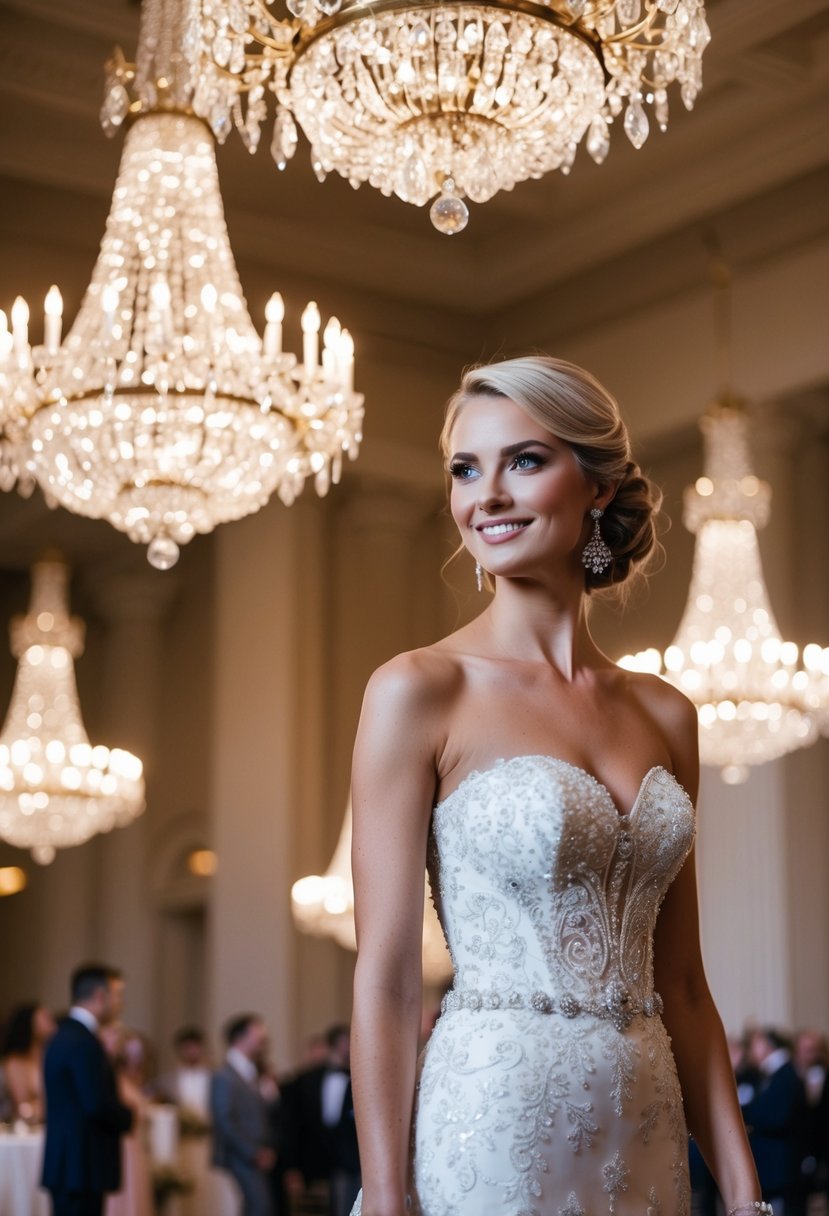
428,756,695,1026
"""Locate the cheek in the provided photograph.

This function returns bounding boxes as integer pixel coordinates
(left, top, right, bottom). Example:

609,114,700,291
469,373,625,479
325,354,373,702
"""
448,485,468,529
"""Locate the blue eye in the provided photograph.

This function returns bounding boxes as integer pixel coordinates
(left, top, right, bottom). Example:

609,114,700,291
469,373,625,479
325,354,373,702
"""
449,461,477,480
512,451,544,470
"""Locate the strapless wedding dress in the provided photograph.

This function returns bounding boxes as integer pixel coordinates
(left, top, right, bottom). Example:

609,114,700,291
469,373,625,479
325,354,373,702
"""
352,755,696,1216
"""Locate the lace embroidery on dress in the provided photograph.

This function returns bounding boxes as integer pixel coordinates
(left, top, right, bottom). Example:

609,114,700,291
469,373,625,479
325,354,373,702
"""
351,756,696,1216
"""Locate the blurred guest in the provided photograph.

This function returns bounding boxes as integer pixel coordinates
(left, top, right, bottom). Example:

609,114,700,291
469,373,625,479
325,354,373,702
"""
742,1027,809,1216
42,964,133,1216
792,1028,829,1212
298,1033,328,1071
1,1002,55,1122
102,1027,153,1216
211,1013,276,1216
158,1026,212,1125
258,1054,286,1216
281,1024,360,1216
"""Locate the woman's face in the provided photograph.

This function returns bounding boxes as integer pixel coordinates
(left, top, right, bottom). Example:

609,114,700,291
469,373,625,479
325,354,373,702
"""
448,394,605,585
33,1007,56,1044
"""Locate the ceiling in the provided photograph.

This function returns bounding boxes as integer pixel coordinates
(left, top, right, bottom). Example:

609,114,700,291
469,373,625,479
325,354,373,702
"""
1,0,828,321
0,0,827,575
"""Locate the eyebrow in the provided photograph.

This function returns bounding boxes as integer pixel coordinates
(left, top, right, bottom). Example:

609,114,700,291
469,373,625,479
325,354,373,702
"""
449,439,556,462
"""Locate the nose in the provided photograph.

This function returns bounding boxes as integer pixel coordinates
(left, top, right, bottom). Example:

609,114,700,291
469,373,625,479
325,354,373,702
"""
476,467,512,513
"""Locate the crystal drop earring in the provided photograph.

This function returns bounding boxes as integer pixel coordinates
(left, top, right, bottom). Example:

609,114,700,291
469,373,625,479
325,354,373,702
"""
581,507,612,575
475,561,483,593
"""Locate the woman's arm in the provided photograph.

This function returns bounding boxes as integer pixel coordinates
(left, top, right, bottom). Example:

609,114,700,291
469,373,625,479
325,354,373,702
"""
653,689,760,1208
350,654,448,1216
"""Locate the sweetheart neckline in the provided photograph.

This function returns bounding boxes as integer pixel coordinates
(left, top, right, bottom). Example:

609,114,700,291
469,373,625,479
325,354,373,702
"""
434,755,677,822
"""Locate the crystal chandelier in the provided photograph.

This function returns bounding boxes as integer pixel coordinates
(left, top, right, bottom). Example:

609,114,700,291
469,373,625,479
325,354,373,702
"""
620,397,829,783
189,0,710,232
291,801,453,984
0,559,145,864
0,0,364,571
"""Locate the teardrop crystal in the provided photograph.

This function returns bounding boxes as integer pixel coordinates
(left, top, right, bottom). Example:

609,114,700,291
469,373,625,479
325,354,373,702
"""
210,103,232,143
100,83,130,136
212,32,232,68
623,98,649,149
616,0,641,23
398,151,429,204
229,0,248,32
586,116,610,164
411,20,430,49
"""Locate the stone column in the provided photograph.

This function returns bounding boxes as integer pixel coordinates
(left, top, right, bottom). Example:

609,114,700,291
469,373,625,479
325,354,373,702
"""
321,484,439,1007
696,763,792,1033
91,568,177,1034
208,496,323,1066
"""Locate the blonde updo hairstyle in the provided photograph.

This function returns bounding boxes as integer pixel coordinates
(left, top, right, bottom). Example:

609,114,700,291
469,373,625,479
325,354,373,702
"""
441,355,662,594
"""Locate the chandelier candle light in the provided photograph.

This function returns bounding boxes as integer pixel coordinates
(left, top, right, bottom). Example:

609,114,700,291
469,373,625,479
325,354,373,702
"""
292,800,453,984
0,559,145,864
190,0,710,232
620,397,829,783
0,0,364,570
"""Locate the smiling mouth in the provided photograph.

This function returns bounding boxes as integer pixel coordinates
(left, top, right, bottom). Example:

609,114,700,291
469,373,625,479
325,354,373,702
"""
478,521,531,537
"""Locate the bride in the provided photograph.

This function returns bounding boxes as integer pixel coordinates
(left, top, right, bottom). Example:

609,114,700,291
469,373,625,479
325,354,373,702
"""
347,356,764,1216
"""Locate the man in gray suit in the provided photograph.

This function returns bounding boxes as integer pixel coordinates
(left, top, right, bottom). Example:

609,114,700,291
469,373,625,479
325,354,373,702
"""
211,1013,276,1216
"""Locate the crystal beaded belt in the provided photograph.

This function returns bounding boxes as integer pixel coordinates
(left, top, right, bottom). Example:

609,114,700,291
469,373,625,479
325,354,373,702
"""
440,983,664,1032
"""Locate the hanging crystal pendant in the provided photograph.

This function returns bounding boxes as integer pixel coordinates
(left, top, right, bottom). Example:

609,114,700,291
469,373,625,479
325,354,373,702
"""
192,0,710,231
429,178,470,234
623,97,650,148
586,116,611,164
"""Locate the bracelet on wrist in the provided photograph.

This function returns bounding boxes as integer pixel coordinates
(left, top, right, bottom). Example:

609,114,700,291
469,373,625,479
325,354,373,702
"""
728,1202,774,1216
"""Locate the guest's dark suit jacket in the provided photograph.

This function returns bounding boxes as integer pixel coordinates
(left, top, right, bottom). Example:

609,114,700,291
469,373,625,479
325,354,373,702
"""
743,1060,809,1197
41,1016,133,1196
280,1067,358,1184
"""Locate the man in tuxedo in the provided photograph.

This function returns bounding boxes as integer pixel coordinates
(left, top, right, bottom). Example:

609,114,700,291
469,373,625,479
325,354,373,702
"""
211,1013,276,1216
743,1028,809,1216
41,963,134,1216
281,1024,360,1216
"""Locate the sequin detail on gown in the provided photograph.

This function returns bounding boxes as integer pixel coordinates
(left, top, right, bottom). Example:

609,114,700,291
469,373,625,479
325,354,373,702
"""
352,756,696,1216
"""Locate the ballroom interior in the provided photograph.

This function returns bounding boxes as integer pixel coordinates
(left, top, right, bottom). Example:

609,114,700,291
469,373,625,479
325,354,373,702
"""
0,0,828,1087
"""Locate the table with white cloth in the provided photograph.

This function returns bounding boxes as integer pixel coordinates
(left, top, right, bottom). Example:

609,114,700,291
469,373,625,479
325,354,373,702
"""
0,1126,50,1216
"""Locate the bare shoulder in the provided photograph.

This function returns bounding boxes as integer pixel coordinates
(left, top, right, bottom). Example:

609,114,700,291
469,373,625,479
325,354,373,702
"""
358,644,465,761
363,644,464,714
625,669,696,730
618,668,699,790
353,647,466,816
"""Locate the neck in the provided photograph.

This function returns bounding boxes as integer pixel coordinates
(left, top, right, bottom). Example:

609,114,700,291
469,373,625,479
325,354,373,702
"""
483,572,602,678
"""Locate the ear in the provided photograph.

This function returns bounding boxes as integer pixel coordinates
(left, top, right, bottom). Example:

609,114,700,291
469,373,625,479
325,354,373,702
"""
591,481,617,513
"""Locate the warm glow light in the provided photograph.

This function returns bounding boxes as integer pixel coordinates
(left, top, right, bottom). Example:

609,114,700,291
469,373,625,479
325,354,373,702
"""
187,848,218,877
291,802,452,984
44,286,63,318
0,866,27,897
0,560,145,862
618,401,827,781
265,293,284,324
